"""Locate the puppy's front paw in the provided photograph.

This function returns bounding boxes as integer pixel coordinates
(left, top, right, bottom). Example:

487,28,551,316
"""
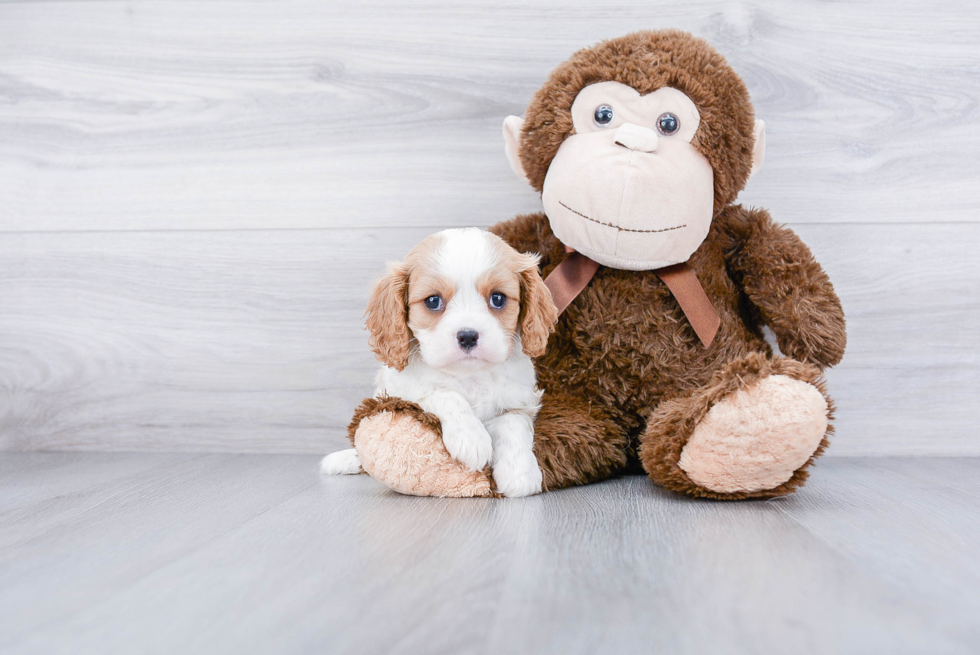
492,452,543,497
320,448,363,475
441,417,493,472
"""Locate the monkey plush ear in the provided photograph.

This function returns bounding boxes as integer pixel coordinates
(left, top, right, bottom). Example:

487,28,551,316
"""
502,115,530,183
749,119,766,178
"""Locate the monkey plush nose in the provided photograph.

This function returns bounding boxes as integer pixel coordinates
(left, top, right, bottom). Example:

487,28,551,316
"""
457,329,479,351
615,123,659,153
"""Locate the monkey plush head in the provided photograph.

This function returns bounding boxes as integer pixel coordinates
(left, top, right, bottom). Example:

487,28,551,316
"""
504,30,766,270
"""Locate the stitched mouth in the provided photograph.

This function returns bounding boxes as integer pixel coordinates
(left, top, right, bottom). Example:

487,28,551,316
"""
559,201,686,234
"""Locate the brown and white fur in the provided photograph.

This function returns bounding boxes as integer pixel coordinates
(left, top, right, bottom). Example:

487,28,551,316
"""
320,227,558,497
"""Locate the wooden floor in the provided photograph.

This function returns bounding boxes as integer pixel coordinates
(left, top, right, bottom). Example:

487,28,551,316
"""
1,454,977,654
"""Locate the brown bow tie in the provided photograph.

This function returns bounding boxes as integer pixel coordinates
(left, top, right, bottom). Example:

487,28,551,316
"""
543,250,720,348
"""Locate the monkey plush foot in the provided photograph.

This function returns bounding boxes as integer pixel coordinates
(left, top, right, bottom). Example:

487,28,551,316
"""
678,374,828,493
347,396,498,498
640,353,832,499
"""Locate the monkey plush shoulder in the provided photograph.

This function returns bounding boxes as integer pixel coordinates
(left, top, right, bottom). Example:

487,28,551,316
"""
350,30,846,499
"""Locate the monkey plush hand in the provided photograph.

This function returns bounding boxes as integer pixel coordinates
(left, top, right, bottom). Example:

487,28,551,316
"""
350,30,846,499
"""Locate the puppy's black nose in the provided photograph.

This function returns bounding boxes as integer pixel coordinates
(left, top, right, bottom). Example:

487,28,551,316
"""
456,329,479,351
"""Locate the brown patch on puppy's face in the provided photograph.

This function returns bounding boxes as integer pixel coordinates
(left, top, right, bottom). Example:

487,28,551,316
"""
477,265,522,335
483,234,559,358
406,270,456,333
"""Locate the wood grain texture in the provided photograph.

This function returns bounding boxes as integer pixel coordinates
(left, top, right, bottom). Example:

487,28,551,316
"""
0,0,978,232
0,454,977,654
2,223,978,455
1,1,977,455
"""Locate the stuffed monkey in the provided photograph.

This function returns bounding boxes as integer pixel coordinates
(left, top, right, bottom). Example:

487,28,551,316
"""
346,30,846,499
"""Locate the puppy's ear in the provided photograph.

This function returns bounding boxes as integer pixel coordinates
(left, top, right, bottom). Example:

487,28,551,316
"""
365,261,412,371
517,253,559,358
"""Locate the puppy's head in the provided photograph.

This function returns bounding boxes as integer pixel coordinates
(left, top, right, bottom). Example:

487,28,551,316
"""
365,228,558,371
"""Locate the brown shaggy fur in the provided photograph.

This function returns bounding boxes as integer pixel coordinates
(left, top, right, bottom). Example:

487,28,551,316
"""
348,396,501,498
352,30,847,499
519,29,757,216
347,395,445,446
639,352,834,500
490,203,845,497
481,30,846,498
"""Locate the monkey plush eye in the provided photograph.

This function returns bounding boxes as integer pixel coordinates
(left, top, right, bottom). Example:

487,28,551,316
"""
657,112,680,135
424,295,443,311
593,105,614,127
489,292,507,309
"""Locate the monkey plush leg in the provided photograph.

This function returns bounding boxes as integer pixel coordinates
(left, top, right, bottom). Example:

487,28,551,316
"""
639,353,832,500
346,396,497,498
531,391,632,491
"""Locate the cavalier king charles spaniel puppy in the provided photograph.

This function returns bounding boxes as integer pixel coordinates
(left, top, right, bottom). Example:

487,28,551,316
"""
321,227,558,497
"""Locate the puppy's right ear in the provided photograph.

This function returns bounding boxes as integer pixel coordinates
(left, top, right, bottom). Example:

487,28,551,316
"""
365,261,412,371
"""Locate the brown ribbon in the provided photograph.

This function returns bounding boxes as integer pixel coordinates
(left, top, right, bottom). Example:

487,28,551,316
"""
654,262,721,347
542,251,600,315
543,251,720,348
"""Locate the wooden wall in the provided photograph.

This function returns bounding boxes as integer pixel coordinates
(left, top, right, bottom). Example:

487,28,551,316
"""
1,1,978,455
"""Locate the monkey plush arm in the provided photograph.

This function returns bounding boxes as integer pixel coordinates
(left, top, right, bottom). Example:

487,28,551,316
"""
720,206,846,369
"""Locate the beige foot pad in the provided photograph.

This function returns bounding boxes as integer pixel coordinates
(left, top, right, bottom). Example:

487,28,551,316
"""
678,375,829,494
354,410,495,498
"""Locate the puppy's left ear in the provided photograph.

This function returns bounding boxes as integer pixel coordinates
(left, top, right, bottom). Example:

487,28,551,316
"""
517,253,559,358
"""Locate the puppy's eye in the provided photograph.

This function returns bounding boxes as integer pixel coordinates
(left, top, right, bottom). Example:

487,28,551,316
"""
593,104,614,127
423,295,443,311
657,112,680,135
489,292,507,309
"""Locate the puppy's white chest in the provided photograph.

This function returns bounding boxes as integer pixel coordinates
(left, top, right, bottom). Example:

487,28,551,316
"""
376,356,537,423
452,376,503,422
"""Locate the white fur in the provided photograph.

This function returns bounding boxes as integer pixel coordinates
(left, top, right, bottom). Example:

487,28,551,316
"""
377,349,542,484
382,229,543,495
321,228,545,497
412,228,514,369
486,412,543,497
320,448,363,475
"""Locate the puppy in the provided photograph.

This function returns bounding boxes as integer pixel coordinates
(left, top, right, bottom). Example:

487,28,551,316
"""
321,227,558,497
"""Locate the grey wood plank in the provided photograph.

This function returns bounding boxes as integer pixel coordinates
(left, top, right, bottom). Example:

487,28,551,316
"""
2,223,978,455
0,227,431,453
0,0,977,232
1,454,976,655
0,453,321,646
773,457,980,647
480,478,972,655
0,451,200,515
792,222,980,456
